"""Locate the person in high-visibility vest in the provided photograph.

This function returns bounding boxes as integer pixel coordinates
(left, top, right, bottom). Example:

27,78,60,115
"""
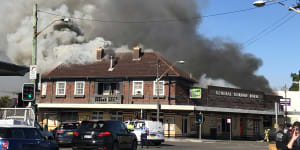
265,128,271,142
127,122,134,131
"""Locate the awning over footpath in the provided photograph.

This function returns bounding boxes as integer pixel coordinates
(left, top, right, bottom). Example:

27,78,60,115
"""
37,103,280,115
0,61,29,76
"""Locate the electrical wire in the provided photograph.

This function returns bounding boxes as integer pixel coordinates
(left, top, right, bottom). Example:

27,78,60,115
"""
244,12,296,47
37,2,287,24
37,0,292,24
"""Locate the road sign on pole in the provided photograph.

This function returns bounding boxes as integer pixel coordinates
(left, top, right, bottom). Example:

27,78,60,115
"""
29,65,37,80
280,98,291,106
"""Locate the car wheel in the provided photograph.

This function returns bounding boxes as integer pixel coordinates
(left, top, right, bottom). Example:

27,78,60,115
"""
112,142,120,150
131,140,137,150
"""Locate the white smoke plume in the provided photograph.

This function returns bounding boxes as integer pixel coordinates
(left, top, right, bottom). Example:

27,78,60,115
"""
5,4,111,73
198,74,238,89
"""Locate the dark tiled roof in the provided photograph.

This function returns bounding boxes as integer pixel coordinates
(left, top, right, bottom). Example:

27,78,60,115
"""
43,51,196,82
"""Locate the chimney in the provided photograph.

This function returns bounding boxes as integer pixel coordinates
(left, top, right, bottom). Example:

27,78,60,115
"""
96,47,104,61
108,56,114,71
133,45,142,60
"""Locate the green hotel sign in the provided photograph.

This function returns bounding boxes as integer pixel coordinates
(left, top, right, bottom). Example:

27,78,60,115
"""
190,88,202,99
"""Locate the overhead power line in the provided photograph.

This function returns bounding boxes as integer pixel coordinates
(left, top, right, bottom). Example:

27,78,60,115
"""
244,12,296,47
37,7,258,23
37,0,291,23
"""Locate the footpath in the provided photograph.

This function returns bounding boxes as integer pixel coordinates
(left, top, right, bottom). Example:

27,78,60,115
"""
165,137,266,143
165,137,223,143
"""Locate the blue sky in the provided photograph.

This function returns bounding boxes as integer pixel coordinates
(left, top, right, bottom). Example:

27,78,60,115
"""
196,0,300,90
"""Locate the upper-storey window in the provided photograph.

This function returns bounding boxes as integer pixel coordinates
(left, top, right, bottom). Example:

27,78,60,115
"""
153,81,164,96
133,81,143,95
56,81,66,95
41,82,47,96
74,81,85,95
97,83,120,95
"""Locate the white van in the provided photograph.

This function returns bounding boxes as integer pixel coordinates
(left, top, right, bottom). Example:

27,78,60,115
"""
125,120,164,145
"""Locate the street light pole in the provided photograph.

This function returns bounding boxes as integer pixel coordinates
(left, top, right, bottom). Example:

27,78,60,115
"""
31,2,70,120
33,3,38,68
156,59,160,122
155,60,184,122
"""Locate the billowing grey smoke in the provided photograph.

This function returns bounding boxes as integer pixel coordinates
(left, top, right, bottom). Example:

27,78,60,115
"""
0,0,272,93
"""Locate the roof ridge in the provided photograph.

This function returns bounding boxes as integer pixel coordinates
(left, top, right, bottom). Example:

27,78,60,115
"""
153,51,180,77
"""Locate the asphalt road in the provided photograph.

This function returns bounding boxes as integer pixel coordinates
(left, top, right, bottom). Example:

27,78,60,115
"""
60,140,269,150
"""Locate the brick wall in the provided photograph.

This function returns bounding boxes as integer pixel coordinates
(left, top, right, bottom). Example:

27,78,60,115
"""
122,80,177,104
39,79,191,105
39,81,94,103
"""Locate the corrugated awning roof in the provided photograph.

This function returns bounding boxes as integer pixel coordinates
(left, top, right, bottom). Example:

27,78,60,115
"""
0,61,29,76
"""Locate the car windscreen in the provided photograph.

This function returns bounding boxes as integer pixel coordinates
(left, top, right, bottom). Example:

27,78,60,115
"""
79,121,105,130
60,123,79,129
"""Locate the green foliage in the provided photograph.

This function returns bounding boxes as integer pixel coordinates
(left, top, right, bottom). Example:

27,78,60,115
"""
291,72,300,81
0,96,12,108
289,83,299,91
289,71,300,91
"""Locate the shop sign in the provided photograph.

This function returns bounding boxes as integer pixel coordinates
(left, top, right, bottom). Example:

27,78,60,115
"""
190,88,202,99
209,89,261,99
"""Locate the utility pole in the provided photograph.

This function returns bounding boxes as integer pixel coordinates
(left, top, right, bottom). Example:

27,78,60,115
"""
284,84,288,125
31,2,38,120
156,59,160,122
33,3,37,67
275,102,278,130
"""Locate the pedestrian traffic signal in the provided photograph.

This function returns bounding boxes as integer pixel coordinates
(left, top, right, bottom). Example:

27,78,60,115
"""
22,83,35,101
196,113,203,123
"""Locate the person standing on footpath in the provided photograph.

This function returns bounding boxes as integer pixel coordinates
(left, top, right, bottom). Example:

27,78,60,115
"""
287,121,300,150
141,124,148,148
276,124,289,150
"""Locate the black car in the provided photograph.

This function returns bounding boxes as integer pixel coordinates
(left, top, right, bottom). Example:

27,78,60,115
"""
0,126,58,150
72,120,137,150
55,122,80,146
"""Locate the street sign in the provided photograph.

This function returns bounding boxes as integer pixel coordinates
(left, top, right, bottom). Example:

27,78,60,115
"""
29,65,37,80
280,98,291,106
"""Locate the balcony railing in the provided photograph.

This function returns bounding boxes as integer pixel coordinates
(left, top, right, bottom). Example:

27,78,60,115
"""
94,95,122,104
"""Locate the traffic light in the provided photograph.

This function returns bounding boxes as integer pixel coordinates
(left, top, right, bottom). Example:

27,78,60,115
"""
196,113,203,123
22,83,35,101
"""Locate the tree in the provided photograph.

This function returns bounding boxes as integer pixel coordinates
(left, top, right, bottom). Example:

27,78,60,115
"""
0,96,12,108
289,71,300,91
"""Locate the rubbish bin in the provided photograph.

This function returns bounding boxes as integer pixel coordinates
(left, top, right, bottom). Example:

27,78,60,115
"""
210,128,217,139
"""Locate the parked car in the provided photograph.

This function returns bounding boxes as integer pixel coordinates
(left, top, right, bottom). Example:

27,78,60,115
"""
72,120,137,150
124,120,164,145
54,122,80,146
0,120,58,150
35,121,54,139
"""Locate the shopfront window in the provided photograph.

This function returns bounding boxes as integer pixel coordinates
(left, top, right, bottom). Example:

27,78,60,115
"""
111,111,123,121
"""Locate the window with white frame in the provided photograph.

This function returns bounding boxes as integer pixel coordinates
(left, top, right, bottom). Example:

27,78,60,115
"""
74,81,85,95
56,82,66,95
133,81,143,95
153,81,164,96
41,82,47,96
92,111,103,120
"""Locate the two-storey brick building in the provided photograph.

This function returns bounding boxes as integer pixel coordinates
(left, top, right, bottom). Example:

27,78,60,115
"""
38,46,197,137
37,46,283,139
